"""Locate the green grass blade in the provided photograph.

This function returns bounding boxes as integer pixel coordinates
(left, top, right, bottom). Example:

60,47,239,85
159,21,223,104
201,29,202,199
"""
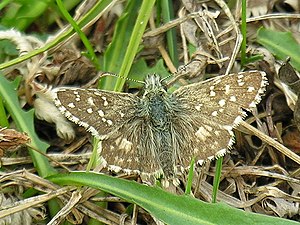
56,0,100,69
185,158,195,195
240,0,247,66
212,157,223,203
161,0,178,67
0,75,56,177
0,94,9,127
113,0,156,92
49,171,299,225
101,0,142,90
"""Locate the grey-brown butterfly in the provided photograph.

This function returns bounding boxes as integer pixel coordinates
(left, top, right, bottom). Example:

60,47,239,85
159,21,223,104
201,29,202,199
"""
53,71,267,182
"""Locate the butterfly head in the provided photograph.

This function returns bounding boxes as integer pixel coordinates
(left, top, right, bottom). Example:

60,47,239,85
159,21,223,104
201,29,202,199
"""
143,74,167,98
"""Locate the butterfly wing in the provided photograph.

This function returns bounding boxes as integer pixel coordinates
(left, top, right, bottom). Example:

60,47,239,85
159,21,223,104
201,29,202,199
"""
54,88,160,174
172,71,267,167
54,88,137,138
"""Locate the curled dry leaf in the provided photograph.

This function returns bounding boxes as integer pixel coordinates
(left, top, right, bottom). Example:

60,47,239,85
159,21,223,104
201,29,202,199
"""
278,59,300,95
36,48,97,87
282,127,300,153
278,59,300,132
0,127,30,156
263,197,299,218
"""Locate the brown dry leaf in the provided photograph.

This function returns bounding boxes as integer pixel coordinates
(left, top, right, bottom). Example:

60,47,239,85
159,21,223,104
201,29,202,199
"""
36,48,97,87
282,127,300,153
0,127,30,155
263,197,299,218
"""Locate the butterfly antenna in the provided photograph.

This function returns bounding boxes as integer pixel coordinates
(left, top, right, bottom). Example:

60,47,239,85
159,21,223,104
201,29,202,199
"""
100,72,145,84
161,73,173,82
162,63,189,86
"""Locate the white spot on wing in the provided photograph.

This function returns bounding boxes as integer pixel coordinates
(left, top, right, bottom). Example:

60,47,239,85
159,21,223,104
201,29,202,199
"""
211,111,218,116
225,85,230,95
98,110,104,117
237,79,245,86
218,99,226,107
237,74,244,79
229,96,237,102
193,148,199,154
67,102,75,108
87,97,95,106
107,120,113,125
101,96,109,106
119,112,125,117
195,105,201,111
210,90,216,96
87,108,93,114
247,86,255,92
195,126,212,141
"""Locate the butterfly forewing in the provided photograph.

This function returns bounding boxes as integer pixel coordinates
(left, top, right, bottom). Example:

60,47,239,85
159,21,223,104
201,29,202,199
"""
54,89,137,138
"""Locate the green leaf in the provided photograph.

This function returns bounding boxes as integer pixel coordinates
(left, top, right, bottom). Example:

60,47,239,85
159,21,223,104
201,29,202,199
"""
0,0,112,70
49,172,298,225
257,27,300,71
1,0,49,30
212,157,223,203
0,75,55,177
129,58,169,82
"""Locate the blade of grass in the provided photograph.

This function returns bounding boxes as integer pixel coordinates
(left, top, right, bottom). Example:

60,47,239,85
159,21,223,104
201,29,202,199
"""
56,0,100,70
240,0,247,66
212,157,223,203
100,0,142,90
0,95,9,127
49,171,299,225
185,158,195,195
161,0,178,67
114,0,156,92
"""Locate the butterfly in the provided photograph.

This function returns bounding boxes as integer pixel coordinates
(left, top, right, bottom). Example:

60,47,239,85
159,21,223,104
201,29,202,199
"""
53,71,267,182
